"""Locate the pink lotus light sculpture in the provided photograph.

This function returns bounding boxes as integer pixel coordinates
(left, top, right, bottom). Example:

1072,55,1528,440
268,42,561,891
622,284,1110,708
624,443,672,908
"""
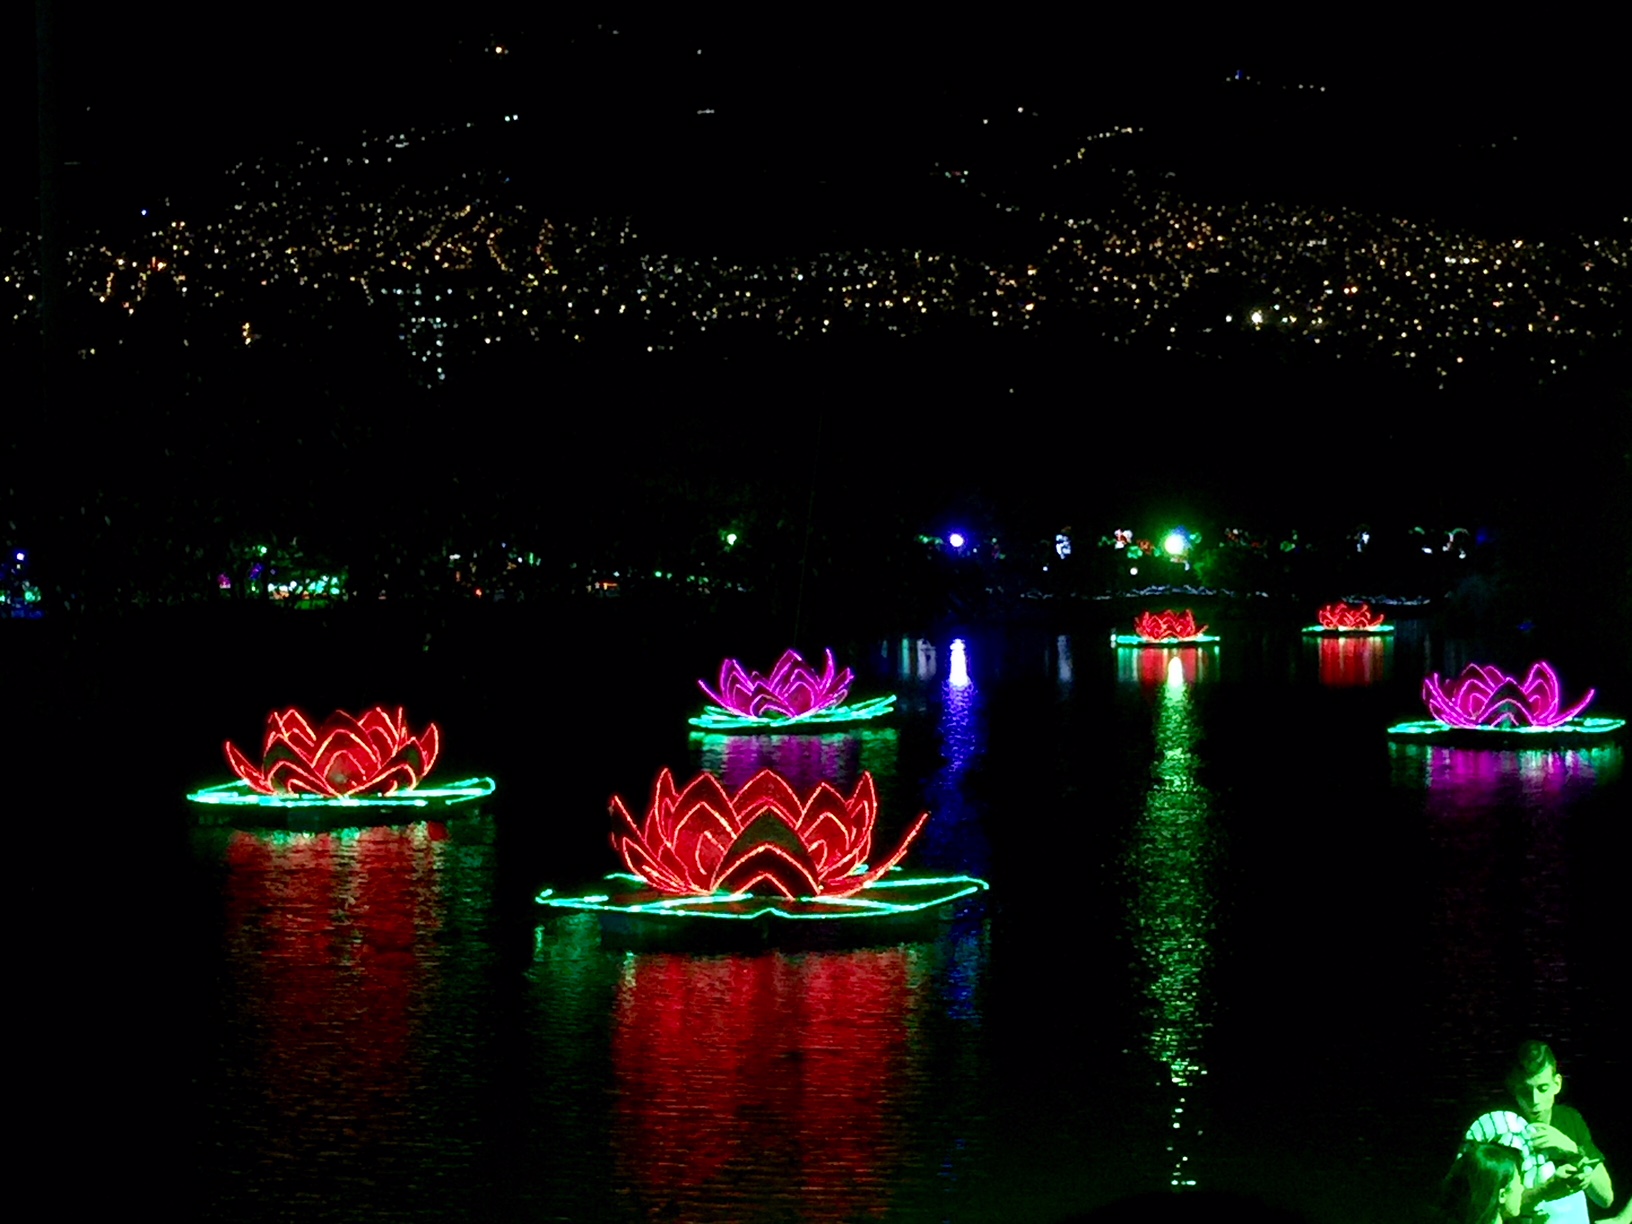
1422,662,1594,729
701,648,852,720
1316,602,1387,631
691,649,896,730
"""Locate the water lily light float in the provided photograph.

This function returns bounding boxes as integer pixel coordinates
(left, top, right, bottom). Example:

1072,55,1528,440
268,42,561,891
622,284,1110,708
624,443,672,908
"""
1303,601,1394,634
535,768,987,924
688,648,896,731
1112,609,1220,648
1387,662,1625,741
187,706,496,809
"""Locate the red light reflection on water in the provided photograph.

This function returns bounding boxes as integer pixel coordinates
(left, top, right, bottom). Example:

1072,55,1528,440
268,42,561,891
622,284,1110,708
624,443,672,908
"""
611,948,915,1220
1316,634,1390,687
1118,645,1216,688
221,824,446,1136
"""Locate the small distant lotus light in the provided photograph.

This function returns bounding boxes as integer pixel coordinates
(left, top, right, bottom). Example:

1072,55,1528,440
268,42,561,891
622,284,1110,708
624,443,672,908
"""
188,706,494,810
1113,610,1220,649
1305,601,1393,634
1387,661,1624,740
690,649,896,731
536,768,987,922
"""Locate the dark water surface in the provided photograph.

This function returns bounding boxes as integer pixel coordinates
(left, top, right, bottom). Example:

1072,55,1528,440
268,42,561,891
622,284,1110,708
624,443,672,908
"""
13,608,1628,1222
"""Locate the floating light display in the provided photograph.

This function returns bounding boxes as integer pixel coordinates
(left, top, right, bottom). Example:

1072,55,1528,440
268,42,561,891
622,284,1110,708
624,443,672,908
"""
1303,601,1393,634
1387,662,1625,740
690,649,896,731
536,768,987,922
1112,609,1220,647
188,706,496,809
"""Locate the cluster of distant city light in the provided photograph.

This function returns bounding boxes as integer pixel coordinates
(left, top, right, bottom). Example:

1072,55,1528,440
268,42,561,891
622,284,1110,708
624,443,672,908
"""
3,116,1624,386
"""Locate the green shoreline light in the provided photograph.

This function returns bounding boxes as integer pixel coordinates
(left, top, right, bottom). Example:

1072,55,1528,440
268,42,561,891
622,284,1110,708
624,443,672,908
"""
1385,718,1625,740
687,693,897,731
535,869,988,921
186,776,497,808
1111,635,1221,648
1300,625,1395,636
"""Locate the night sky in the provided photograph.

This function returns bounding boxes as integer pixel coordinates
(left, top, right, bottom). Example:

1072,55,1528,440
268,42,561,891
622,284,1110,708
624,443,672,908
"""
8,8,1629,545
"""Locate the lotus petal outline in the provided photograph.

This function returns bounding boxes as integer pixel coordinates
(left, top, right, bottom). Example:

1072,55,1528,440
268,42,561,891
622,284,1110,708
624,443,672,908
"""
225,706,441,796
1421,662,1594,729
1317,601,1387,630
699,648,853,720
1133,609,1208,641
612,768,929,899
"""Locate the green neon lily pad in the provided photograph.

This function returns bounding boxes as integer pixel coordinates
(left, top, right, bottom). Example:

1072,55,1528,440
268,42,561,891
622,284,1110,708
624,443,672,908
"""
686,693,897,732
186,776,497,809
535,869,988,922
1110,634,1221,647
1384,718,1625,743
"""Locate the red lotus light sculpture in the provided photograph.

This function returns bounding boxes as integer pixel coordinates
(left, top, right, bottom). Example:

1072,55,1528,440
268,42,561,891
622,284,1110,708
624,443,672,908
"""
1421,662,1594,729
225,706,441,797
1316,602,1387,631
1134,609,1208,642
612,768,928,900
700,648,853,720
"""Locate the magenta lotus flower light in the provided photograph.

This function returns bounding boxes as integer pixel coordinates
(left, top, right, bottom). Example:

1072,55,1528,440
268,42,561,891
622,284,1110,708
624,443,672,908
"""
691,648,896,730
188,706,495,810
704,649,851,719
535,768,987,923
1307,601,1392,634
1388,661,1624,740
1424,662,1592,728
1114,609,1220,647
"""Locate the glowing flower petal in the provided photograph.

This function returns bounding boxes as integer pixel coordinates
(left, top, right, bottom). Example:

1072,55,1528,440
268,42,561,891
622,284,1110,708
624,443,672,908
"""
1316,602,1387,631
1421,661,1595,729
225,706,441,797
699,649,853,720
612,768,928,899
1133,609,1209,642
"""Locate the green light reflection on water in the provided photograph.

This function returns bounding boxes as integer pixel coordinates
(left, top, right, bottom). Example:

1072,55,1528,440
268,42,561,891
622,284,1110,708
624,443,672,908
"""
1127,654,1217,1190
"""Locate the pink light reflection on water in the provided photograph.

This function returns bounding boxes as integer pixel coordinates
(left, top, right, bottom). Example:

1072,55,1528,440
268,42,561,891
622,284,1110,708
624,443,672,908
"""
691,729,899,792
1407,744,1622,1083
610,947,923,1222
1316,633,1392,687
1398,745,1623,804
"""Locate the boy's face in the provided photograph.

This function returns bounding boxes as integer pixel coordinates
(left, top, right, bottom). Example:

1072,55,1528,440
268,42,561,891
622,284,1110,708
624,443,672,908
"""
1509,1064,1563,1124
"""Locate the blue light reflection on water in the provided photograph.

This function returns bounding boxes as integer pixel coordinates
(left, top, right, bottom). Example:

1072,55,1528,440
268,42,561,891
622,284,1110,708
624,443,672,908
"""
922,636,991,882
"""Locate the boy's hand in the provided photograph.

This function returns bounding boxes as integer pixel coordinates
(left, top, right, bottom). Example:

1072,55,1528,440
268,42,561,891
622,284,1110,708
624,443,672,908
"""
1526,1123,1582,1157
